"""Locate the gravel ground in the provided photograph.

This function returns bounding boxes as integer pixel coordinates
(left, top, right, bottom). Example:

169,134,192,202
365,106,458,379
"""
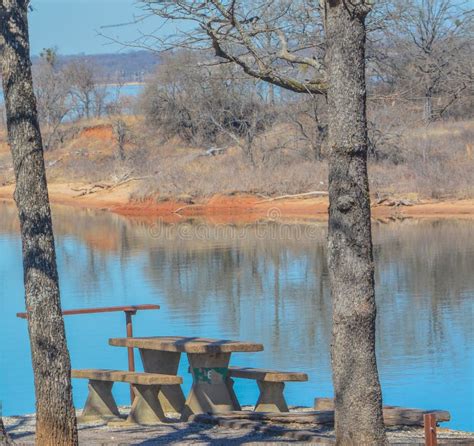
4,408,474,445
4,414,295,445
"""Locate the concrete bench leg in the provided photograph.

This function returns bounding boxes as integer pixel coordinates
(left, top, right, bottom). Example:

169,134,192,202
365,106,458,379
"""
126,384,167,425
225,377,242,411
140,348,185,414
255,381,289,413
181,352,237,420
79,380,121,423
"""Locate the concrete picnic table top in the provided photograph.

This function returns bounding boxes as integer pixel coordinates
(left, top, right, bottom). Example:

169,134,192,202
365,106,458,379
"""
109,336,264,419
108,336,264,354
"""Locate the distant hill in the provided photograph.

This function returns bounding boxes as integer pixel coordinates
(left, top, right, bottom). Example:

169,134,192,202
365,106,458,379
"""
32,50,161,83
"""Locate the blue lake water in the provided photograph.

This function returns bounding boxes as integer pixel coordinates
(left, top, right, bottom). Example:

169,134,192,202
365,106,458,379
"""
0,83,143,104
0,202,473,431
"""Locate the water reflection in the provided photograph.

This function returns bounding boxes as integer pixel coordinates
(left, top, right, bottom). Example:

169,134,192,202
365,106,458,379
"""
0,202,472,430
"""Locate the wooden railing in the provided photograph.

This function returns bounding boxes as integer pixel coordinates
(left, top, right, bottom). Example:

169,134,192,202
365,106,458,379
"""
17,304,160,402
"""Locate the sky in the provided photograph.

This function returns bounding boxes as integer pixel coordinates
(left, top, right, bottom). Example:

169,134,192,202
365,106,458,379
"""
29,0,173,56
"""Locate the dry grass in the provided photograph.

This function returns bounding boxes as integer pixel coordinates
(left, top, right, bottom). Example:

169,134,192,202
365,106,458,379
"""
133,156,328,200
0,115,472,200
370,120,474,199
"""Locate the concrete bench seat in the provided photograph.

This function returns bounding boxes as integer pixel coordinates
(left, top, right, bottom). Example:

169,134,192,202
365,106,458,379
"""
72,369,183,424
227,367,308,413
228,367,308,382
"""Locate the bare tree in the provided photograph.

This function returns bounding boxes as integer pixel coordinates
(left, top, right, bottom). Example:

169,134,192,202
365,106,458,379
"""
0,2,78,445
135,1,327,94
287,97,327,161
377,0,473,122
112,118,128,161
33,48,71,149
140,51,275,164
65,59,107,119
137,1,386,443
140,52,200,141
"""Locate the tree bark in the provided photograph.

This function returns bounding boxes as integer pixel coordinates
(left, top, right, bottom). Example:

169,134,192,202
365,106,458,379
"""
0,1,78,445
424,88,434,123
323,1,387,445
0,417,13,445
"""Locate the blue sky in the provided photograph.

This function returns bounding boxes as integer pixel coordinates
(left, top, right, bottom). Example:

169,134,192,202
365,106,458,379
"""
29,0,171,55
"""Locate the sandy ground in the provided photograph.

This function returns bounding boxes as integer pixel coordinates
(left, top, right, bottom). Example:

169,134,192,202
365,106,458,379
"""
0,182,473,224
4,410,474,445
4,414,290,445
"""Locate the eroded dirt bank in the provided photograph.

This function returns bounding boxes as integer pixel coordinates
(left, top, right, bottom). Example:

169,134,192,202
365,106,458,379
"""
0,182,473,223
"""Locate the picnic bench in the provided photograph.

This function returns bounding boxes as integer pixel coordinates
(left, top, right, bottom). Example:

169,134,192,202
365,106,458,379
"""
72,369,182,424
227,367,308,413
109,336,264,420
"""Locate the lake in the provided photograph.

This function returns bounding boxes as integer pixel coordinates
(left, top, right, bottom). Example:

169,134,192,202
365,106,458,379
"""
0,202,473,431
0,83,143,105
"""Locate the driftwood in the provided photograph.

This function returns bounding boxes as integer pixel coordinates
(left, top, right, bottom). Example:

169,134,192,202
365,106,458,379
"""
206,410,335,425
256,191,328,204
46,157,64,168
198,147,227,157
191,147,227,160
189,414,335,444
172,203,202,215
72,183,109,196
200,402,450,428
72,176,150,197
374,197,415,207
314,397,450,426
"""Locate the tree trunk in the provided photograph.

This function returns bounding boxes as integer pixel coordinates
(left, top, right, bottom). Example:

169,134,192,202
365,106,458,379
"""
424,88,434,123
0,417,13,445
323,1,387,445
113,118,127,161
0,2,78,445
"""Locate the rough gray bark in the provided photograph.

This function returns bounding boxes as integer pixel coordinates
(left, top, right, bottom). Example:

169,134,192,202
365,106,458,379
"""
424,88,434,123
323,1,387,445
0,417,13,445
0,1,78,445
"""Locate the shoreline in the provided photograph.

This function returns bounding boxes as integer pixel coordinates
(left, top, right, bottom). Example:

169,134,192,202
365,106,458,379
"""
4,409,474,445
0,182,473,223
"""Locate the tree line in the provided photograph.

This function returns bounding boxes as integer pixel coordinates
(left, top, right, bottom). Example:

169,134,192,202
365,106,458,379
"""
138,0,472,166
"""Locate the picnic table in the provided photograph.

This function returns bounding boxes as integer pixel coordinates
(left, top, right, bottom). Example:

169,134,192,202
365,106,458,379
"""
109,336,264,419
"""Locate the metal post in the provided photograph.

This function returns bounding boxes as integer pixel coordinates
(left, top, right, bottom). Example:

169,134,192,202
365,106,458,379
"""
125,310,136,403
424,413,438,446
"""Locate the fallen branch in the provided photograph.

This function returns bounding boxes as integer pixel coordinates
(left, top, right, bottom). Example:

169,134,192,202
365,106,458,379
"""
208,404,450,427
374,197,415,207
198,147,227,157
256,191,328,204
46,157,64,168
314,398,450,426
72,176,152,197
208,410,334,425
71,183,110,197
189,414,333,443
172,204,202,214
